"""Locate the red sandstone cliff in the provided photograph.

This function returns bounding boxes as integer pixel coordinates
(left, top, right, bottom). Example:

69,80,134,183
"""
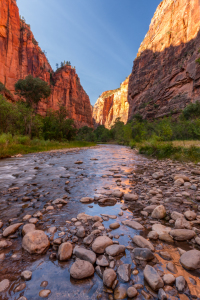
93,77,129,129
0,0,93,128
128,0,200,119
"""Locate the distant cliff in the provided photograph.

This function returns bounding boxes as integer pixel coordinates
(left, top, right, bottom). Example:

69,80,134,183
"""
0,0,93,128
93,77,129,129
128,0,200,120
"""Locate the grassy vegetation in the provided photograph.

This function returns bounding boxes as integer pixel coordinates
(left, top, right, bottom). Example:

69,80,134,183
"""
132,140,200,163
0,134,95,159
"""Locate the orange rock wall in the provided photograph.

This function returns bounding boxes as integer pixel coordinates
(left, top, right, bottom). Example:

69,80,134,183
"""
0,0,93,128
128,0,200,119
93,77,129,129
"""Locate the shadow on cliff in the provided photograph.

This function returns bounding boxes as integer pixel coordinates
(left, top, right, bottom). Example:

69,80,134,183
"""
127,29,200,120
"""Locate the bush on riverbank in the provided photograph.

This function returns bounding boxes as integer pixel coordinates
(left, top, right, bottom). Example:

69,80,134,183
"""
0,133,95,159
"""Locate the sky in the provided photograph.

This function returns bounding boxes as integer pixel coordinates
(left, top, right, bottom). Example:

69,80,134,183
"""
17,0,161,105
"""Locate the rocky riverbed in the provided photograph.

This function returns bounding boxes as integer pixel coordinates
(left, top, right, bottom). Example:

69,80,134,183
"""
0,145,200,300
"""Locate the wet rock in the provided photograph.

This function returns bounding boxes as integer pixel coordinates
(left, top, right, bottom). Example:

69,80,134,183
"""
117,264,131,282
143,265,164,291
109,223,120,230
15,282,26,292
151,205,166,219
184,211,197,221
122,220,144,230
124,193,138,201
3,223,23,237
80,197,93,203
159,251,172,261
73,246,96,264
29,218,38,224
39,290,51,298
95,265,104,279
83,234,94,245
147,231,158,240
40,281,48,287
76,226,85,238
159,233,174,243
23,215,31,221
166,262,178,274
47,227,57,234
176,276,185,292
96,255,109,267
158,288,167,300
58,242,73,261
132,235,154,251
22,230,50,254
133,248,154,261
114,286,127,299
112,191,124,198
18,297,27,300
163,274,175,285
22,224,35,236
105,245,125,256
0,279,10,292
103,269,117,288
0,253,5,261
92,236,113,254
21,270,32,280
170,229,195,241
127,286,137,298
70,259,94,279
180,249,200,270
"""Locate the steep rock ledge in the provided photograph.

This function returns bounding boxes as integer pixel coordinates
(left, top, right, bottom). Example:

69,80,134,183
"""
93,77,129,129
0,0,93,128
128,0,200,120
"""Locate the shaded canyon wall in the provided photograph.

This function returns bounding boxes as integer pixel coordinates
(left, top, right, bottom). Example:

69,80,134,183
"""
128,0,200,120
0,0,93,128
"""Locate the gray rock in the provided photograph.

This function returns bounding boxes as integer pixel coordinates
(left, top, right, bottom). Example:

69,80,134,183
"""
105,245,125,256
96,255,109,267
21,270,32,280
163,274,175,285
184,210,197,221
133,248,154,261
176,276,185,292
158,288,167,300
117,264,131,282
70,260,94,279
76,226,85,238
124,193,138,201
103,268,117,288
83,234,94,245
148,231,159,240
143,265,164,291
144,205,157,213
151,205,166,219
170,229,195,241
95,265,104,279
122,220,144,230
180,249,200,270
92,236,113,254
73,246,96,264
171,211,184,221
127,286,137,298
132,235,154,251
175,218,191,230
166,262,178,274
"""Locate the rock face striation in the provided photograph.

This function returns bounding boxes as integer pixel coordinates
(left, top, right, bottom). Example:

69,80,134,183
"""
0,0,93,128
92,77,129,129
128,0,200,120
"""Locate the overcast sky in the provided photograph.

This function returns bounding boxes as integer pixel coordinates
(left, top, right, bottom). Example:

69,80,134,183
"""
17,0,161,105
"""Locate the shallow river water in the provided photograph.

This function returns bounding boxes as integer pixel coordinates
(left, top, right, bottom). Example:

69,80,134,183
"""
0,145,199,300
